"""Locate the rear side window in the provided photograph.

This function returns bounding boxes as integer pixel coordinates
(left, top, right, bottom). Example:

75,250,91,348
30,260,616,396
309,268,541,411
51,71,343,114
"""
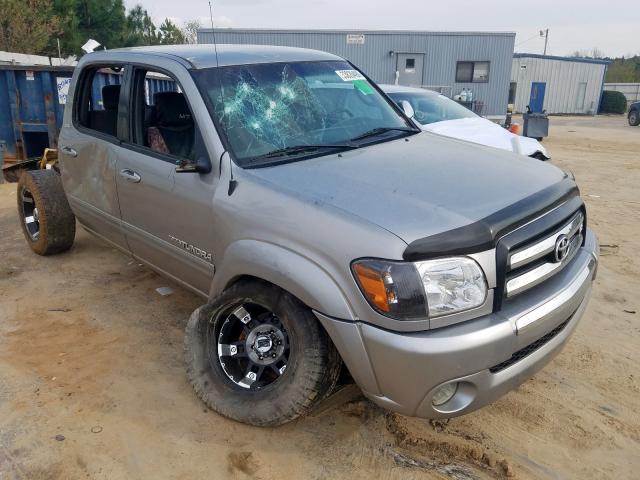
74,65,124,137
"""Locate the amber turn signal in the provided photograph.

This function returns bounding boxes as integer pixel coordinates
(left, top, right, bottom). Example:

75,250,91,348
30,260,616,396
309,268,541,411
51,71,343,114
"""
351,259,427,320
353,262,392,312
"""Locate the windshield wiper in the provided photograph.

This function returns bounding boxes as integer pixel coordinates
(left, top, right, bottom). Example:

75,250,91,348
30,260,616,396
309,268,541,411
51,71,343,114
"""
253,143,358,160
349,126,418,142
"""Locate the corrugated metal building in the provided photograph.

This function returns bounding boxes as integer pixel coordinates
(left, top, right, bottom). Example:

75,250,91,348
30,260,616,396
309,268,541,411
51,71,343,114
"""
510,54,610,115
197,29,515,119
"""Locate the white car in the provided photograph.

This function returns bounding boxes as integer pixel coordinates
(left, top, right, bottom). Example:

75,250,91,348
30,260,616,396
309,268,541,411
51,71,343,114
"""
381,84,549,160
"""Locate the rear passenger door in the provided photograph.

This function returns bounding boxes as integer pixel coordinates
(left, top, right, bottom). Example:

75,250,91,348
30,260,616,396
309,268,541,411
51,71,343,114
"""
115,66,216,296
58,64,129,250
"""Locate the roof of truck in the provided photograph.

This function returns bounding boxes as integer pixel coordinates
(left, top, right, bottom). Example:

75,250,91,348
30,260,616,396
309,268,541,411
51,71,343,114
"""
86,44,343,69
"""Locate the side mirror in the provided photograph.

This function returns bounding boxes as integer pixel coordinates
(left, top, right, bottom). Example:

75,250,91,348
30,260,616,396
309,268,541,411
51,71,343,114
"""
400,100,415,119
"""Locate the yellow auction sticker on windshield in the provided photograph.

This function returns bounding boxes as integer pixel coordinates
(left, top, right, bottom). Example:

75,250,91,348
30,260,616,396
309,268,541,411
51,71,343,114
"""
335,70,366,81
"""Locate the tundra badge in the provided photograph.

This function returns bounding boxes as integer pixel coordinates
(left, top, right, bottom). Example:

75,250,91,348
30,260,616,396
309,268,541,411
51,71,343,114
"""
169,235,213,262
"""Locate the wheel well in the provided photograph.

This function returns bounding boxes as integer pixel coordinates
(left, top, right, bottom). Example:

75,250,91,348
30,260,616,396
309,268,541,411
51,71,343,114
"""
224,274,277,294
222,274,326,322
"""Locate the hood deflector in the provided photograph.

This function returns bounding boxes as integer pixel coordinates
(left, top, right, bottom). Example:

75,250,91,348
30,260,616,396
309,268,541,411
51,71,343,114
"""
403,177,580,261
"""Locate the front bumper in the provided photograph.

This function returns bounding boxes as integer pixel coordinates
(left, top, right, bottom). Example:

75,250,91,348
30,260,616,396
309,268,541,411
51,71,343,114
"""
317,228,598,418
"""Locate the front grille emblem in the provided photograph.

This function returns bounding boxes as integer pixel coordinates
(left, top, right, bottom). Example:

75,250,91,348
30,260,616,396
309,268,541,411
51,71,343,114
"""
554,234,570,263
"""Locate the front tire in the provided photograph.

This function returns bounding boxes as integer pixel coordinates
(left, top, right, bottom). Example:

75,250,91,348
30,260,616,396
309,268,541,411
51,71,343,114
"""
629,110,640,126
185,279,341,426
17,170,75,255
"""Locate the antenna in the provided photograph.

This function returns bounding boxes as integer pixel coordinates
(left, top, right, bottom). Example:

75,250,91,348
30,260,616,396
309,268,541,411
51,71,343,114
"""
209,1,232,192
208,1,220,67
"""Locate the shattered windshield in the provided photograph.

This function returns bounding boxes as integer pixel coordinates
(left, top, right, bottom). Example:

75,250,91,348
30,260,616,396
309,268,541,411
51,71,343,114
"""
193,61,414,166
387,91,478,125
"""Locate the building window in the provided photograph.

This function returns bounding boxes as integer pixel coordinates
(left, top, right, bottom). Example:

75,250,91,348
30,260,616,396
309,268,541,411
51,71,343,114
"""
456,61,490,83
405,58,415,71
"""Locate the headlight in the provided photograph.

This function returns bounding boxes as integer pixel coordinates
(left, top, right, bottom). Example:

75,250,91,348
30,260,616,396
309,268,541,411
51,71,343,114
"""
352,257,487,320
415,257,487,317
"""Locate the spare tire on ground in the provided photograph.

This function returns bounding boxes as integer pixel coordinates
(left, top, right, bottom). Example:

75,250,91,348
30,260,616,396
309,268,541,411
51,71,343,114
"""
17,170,75,255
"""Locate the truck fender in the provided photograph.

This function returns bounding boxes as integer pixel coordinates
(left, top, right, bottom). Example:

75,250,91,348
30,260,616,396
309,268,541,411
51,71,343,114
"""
209,239,355,320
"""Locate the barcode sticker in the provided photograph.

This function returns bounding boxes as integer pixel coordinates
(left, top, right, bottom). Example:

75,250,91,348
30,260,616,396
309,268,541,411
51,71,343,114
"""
335,70,366,82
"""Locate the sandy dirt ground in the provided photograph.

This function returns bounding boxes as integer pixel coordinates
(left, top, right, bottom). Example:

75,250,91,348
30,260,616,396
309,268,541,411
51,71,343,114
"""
0,115,638,480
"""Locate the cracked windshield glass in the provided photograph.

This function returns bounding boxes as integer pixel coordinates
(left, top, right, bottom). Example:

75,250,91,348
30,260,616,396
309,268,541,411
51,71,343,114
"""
193,61,412,166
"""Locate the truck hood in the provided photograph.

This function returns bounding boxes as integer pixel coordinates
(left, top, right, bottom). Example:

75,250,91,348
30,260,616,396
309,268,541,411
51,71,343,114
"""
247,132,568,245
422,117,549,158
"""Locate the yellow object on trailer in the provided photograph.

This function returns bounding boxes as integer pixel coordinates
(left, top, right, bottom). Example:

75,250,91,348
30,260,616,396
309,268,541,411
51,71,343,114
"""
1,148,59,183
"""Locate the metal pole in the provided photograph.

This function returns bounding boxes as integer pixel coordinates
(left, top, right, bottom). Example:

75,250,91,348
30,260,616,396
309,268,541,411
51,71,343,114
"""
57,38,62,62
543,29,549,55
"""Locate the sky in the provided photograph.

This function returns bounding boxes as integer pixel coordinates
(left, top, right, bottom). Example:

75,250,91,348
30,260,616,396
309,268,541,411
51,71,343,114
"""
125,0,639,58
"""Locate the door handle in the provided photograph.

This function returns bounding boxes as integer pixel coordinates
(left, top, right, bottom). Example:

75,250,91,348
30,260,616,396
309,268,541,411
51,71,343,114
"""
119,169,141,183
61,145,77,157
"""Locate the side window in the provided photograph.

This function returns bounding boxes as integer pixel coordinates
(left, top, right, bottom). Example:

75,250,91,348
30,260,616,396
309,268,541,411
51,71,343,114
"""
130,69,198,162
75,65,124,137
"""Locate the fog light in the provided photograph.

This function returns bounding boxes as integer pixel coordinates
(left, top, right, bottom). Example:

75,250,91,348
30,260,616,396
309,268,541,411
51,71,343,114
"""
432,382,458,406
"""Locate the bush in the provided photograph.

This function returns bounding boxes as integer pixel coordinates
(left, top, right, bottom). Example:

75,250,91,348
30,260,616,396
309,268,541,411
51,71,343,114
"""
599,90,627,114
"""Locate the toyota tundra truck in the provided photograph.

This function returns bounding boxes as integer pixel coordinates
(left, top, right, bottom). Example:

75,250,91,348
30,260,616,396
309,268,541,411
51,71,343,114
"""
16,45,598,426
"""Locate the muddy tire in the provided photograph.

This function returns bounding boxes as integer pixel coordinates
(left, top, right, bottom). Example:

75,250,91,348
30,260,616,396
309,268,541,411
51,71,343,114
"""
17,170,75,255
185,279,341,427
629,110,640,127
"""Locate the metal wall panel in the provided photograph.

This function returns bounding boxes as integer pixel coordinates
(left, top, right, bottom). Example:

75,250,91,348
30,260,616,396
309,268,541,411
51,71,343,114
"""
511,56,607,114
0,66,74,162
197,29,515,117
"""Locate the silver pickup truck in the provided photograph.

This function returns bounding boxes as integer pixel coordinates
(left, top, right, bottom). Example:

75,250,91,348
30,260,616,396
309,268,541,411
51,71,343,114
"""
16,45,598,426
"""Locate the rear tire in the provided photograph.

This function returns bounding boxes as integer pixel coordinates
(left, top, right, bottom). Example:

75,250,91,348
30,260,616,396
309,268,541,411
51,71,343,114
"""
17,170,75,255
629,110,640,127
185,279,341,426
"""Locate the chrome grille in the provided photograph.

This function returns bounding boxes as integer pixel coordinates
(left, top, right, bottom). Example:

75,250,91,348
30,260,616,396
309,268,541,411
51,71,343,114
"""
505,210,584,297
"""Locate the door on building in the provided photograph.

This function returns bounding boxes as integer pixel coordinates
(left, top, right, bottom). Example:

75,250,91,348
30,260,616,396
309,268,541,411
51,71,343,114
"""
529,82,546,112
396,53,424,86
575,82,587,112
508,82,518,104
